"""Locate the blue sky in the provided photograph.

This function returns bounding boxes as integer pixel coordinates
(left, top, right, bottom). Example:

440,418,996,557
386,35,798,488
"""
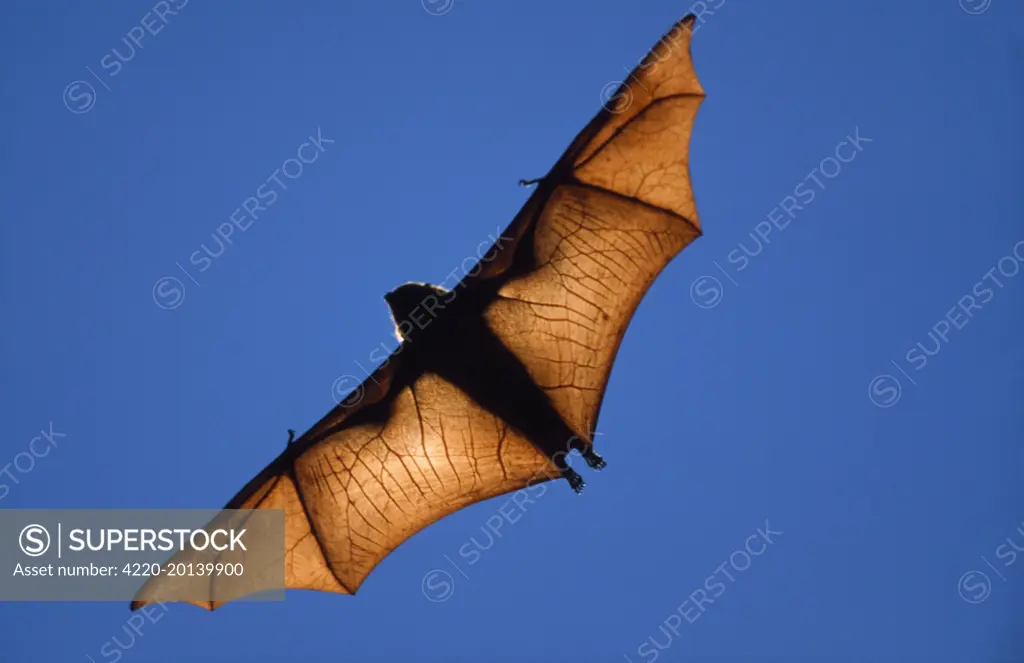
2,0,1023,661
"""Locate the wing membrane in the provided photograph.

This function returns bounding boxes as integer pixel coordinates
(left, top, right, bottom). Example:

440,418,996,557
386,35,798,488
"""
133,370,557,610
478,15,705,435
485,184,698,437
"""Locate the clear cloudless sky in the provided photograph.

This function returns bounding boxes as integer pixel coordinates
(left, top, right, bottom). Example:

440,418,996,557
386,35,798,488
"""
2,1,1023,661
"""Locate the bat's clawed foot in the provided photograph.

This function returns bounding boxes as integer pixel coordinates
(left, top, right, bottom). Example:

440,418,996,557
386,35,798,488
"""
563,468,585,494
582,448,606,471
518,177,541,187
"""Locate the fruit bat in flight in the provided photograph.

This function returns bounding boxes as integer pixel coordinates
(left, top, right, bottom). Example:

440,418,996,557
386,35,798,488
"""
133,12,705,610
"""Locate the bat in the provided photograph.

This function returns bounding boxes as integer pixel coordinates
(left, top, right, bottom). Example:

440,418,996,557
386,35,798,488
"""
132,12,704,610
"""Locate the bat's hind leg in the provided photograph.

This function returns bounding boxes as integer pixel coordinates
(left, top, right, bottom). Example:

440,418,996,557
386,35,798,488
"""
561,467,586,494
552,435,604,493
568,435,606,471
551,452,585,494
582,448,606,470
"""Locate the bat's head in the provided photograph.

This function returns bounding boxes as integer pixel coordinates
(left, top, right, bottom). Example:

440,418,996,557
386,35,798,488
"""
384,282,450,342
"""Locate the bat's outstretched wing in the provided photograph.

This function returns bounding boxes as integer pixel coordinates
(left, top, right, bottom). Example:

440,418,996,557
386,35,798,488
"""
131,357,558,610
471,14,705,440
132,12,704,611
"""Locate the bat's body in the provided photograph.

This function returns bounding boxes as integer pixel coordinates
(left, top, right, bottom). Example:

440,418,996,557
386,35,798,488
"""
384,281,601,492
133,13,705,610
